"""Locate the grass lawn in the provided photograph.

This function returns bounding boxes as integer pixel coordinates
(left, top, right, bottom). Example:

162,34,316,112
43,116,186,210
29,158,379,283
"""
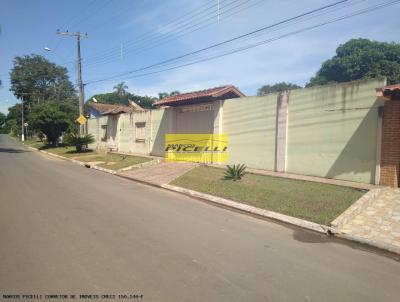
171,166,366,225
76,153,151,170
24,139,97,158
24,138,150,171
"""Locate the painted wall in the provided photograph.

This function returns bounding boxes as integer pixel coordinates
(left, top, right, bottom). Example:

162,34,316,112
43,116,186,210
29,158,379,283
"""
87,79,385,184
118,111,151,154
222,94,278,170
286,78,385,183
150,108,173,157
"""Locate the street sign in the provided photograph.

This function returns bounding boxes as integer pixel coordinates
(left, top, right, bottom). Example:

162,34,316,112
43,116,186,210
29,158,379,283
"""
76,114,87,125
24,122,28,127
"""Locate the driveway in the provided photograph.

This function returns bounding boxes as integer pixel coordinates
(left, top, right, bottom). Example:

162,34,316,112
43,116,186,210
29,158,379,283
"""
0,134,399,302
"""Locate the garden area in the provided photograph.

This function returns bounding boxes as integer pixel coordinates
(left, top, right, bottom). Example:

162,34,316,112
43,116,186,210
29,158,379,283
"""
171,166,366,225
24,138,151,171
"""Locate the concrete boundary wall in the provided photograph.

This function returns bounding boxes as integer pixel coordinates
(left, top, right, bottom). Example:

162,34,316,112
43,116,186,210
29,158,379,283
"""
88,78,387,185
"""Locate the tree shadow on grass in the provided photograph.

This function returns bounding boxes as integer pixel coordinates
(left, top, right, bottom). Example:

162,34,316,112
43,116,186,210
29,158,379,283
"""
65,149,95,155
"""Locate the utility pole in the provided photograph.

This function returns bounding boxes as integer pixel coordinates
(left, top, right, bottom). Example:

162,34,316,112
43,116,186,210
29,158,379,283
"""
18,92,30,142
21,98,24,141
57,30,87,134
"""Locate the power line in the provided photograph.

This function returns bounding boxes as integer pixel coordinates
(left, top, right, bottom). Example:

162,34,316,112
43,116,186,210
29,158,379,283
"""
84,0,265,68
84,0,351,82
62,0,252,66
85,0,400,85
79,0,226,63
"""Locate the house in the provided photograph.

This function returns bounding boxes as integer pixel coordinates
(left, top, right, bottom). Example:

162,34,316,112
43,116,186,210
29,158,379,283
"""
153,85,245,135
154,85,245,107
87,101,146,151
88,79,400,187
88,100,144,118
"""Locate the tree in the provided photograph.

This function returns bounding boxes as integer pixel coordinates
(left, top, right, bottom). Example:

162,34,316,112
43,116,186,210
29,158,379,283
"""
0,112,6,133
87,92,156,109
257,82,301,95
3,103,26,136
0,112,5,126
9,54,76,103
158,91,180,99
29,101,78,145
113,82,128,96
307,39,400,87
88,92,130,106
129,94,156,109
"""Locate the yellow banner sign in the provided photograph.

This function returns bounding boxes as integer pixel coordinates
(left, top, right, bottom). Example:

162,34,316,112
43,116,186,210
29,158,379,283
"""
165,134,228,163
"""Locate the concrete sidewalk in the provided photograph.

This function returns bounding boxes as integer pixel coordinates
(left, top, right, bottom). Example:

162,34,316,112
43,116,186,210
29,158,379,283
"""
119,162,198,186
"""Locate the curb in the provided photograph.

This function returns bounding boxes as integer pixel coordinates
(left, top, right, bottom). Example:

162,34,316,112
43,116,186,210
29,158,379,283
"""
25,144,151,175
330,188,382,231
336,233,400,255
162,184,333,235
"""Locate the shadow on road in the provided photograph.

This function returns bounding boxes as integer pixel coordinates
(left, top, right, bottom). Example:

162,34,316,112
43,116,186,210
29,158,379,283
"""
292,229,331,244
0,147,29,153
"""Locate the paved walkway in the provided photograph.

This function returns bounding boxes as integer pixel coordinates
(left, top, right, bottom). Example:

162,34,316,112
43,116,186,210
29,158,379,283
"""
119,162,198,185
338,188,400,251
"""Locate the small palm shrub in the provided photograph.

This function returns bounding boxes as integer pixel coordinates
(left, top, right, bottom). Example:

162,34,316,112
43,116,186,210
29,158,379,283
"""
65,133,95,152
223,164,247,181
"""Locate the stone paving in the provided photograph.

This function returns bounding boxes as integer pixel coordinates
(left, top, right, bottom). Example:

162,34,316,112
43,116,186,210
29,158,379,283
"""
338,187,400,250
119,162,198,186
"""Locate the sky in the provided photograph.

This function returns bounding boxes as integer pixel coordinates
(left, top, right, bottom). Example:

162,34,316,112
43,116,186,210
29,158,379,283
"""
1,0,399,114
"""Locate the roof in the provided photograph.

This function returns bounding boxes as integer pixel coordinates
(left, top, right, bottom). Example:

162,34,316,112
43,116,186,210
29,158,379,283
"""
154,85,245,107
88,102,134,115
376,84,400,101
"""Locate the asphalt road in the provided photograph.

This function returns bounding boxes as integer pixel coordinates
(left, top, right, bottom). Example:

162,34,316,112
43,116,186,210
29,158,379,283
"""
0,134,399,302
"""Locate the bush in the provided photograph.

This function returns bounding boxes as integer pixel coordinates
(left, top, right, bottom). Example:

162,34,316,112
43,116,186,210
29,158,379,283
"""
223,164,247,181
65,133,95,152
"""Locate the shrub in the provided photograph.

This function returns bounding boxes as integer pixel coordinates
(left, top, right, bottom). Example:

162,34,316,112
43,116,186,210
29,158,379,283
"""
223,164,247,181
65,133,95,152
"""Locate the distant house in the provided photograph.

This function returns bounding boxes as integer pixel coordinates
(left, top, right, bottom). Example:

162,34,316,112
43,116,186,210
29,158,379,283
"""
153,85,245,107
153,85,245,135
88,100,144,118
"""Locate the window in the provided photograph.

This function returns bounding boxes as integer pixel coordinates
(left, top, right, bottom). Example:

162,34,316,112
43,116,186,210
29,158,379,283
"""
101,125,107,142
135,122,146,142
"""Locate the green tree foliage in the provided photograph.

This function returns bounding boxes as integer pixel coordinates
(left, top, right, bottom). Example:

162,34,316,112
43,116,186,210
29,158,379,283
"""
158,91,180,99
64,133,95,152
28,101,78,145
129,94,157,109
0,112,6,133
87,92,156,109
257,82,301,96
3,103,26,136
308,39,400,87
5,54,79,138
9,54,76,103
0,112,5,126
113,82,128,96
89,92,130,105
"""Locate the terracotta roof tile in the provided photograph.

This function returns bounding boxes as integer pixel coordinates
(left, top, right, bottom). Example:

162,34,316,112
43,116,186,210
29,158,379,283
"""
89,102,134,115
154,85,245,106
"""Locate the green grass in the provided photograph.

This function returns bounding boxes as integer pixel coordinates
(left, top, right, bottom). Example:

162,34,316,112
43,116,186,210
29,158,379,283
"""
77,153,151,170
24,139,97,157
23,139,46,149
171,166,366,225
24,138,150,171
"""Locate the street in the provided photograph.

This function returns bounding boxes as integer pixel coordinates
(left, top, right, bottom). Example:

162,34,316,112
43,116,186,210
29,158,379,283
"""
0,134,399,302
